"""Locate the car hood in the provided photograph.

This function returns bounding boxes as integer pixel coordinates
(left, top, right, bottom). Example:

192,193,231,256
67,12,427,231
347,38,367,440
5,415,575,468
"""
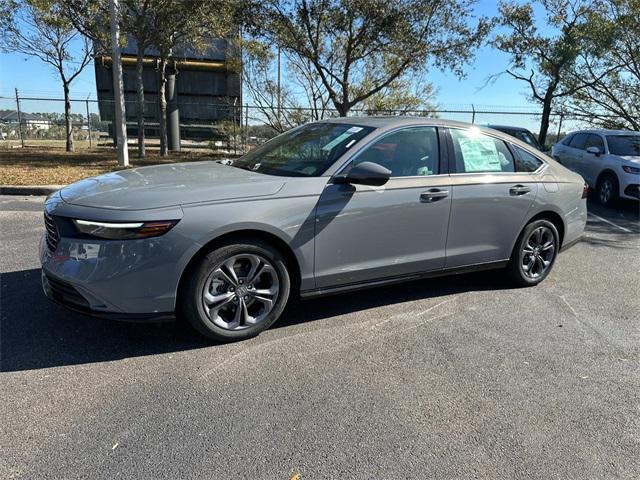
619,155,640,164
60,161,286,210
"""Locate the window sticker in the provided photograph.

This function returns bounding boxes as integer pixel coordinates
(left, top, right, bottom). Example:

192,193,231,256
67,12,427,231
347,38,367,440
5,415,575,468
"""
458,137,506,172
322,131,354,151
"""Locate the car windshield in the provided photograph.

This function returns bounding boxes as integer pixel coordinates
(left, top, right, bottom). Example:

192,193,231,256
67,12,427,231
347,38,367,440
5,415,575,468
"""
606,135,640,156
231,122,374,177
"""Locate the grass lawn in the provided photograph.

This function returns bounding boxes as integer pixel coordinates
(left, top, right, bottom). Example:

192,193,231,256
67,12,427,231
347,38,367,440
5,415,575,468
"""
0,146,228,185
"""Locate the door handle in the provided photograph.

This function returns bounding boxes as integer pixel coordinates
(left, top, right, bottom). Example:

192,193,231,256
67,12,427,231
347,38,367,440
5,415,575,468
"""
509,185,531,196
420,188,449,203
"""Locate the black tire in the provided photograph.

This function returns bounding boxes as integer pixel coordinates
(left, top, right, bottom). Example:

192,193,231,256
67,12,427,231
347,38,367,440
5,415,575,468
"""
179,239,291,342
597,173,619,207
507,219,559,287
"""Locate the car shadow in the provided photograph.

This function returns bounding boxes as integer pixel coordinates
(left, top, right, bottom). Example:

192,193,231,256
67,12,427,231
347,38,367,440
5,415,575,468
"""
1,267,513,373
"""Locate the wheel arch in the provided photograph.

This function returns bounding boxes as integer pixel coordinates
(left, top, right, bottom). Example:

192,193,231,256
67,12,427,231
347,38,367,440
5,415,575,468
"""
596,168,619,188
526,210,566,248
176,229,303,304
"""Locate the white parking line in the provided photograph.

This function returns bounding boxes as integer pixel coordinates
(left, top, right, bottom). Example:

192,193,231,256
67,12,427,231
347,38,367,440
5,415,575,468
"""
587,212,633,233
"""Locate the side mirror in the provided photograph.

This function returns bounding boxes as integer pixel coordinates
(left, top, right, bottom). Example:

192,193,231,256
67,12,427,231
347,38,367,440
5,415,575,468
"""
586,146,601,156
334,161,391,186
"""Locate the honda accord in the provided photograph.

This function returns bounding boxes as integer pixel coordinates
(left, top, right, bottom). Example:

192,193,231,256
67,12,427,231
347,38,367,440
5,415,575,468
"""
41,118,587,341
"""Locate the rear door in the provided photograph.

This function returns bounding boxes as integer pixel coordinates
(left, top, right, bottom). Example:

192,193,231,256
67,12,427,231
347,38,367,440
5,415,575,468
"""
444,128,539,268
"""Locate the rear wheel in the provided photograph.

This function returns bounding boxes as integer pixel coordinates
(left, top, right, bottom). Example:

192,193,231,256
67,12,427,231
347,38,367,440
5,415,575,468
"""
508,219,559,286
180,240,291,341
597,173,619,207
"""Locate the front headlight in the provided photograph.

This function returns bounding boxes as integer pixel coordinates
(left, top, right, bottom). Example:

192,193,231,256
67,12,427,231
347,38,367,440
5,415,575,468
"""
73,219,179,240
622,165,640,175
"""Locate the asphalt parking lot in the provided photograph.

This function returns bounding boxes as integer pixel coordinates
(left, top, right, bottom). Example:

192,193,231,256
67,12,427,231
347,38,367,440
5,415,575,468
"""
1,194,638,479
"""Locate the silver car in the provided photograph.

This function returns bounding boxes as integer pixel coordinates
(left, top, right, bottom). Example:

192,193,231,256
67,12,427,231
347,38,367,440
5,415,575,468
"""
552,129,640,206
41,118,587,341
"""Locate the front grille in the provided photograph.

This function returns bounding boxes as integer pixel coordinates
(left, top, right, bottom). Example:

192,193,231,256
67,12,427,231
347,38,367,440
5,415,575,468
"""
44,212,60,252
45,274,90,309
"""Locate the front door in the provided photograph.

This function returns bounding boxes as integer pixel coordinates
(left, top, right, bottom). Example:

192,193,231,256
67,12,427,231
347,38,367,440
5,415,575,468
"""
314,126,451,288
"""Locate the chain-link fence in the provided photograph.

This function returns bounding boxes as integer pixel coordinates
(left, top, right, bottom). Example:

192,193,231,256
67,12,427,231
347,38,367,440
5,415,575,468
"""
0,94,615,155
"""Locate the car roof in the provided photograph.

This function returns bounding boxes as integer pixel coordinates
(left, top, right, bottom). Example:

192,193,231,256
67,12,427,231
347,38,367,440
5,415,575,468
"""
486,124,532,133
322,115,473,129
566,129,640,136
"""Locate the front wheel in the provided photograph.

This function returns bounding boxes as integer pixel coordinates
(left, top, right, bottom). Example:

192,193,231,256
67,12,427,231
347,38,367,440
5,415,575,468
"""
179,240,291,342
597,174,619,207
507,219,559,287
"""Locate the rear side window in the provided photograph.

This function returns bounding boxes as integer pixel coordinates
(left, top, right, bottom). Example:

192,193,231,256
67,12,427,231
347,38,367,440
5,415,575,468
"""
450,129,515,173
513,146,544,172
561,133,574,145
515,131,541,149
569,133,588,150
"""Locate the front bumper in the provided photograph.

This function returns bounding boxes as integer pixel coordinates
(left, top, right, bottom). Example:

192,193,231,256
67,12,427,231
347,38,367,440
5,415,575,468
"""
622,183,640,200
39,194,200,318
41,270,175,322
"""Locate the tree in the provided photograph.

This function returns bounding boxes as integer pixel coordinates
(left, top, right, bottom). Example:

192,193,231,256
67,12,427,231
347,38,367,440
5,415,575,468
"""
120,0,158,158
243,41,325,133
254,0,491,116
149,0,234,156
358,73,438,115
64,0,182,157
568,0,639,130
0,0,92,152
492,0,610,145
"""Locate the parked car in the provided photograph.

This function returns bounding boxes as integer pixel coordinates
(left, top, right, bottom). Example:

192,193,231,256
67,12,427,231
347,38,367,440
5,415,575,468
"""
552,129,640,206
487,124,546,152
41,118,587,341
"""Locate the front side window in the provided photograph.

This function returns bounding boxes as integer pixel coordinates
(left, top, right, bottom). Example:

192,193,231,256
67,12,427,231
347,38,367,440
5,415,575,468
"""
514,146,544,172
606,135,640,156
569,133,588,150
350,126,439,177
450,128,515,173
232,122,374,177
584,134,605,153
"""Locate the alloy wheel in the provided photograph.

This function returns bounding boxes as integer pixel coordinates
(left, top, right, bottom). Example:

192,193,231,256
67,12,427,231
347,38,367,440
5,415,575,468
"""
521,226,555,279
201,253,279,330
599,178,613,205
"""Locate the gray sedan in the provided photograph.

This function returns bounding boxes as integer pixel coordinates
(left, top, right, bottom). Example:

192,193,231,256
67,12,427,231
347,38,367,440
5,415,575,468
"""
40,118,587,341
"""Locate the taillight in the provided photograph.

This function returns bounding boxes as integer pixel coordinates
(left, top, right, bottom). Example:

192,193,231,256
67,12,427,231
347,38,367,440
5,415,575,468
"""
582,182,589,199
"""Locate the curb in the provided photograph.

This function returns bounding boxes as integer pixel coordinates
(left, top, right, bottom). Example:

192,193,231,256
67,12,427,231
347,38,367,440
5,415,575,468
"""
0,185,64,196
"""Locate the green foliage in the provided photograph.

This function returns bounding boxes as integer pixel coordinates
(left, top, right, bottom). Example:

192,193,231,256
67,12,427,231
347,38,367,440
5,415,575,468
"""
253,0,491,116
0,0,92,151
493,0,601,144
569,0,640,130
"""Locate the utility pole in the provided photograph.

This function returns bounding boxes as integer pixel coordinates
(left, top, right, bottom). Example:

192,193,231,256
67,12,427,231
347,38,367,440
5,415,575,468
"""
15,88,24,148
86,97,92,149
109,0,129,167
277,46,281,126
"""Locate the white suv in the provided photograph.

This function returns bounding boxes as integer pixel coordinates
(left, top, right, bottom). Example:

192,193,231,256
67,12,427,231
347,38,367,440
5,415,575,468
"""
552,130,640,206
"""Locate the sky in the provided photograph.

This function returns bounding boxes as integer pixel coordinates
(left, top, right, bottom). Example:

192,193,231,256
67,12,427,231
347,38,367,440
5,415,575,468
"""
0,1,550,127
